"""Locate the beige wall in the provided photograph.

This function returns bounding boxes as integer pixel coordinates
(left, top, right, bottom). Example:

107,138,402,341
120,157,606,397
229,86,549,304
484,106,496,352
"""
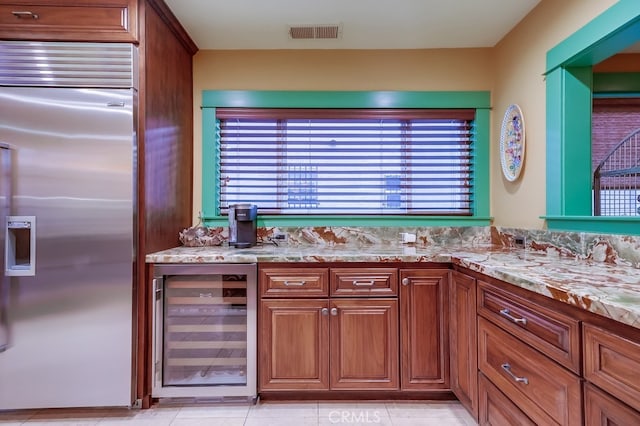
491,0,618,228
191,0,620,228
192,49,494,221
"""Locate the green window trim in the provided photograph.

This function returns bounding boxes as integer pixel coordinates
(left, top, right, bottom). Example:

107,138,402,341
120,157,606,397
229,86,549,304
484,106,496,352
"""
593,72,640,95
545,0,640,236
201,90,491,228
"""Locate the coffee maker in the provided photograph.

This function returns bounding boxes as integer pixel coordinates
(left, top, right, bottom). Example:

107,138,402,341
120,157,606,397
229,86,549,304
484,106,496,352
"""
228,204,257,248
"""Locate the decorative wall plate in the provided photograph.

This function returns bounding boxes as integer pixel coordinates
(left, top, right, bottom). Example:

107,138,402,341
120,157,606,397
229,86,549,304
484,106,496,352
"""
499,104,526,181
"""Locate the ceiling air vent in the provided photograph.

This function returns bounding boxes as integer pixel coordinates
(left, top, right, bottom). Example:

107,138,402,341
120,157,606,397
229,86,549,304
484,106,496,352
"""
288,24,341,40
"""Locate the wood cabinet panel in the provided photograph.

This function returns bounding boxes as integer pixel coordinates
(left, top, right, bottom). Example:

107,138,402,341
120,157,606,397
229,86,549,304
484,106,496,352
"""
584,382,640,426
399,268,449,390
0,0,137,42
450,271,478,419
260,267,329,298
477,280,581,374
330,299,399,390
584,323,640,412
478,372,535,426
330,268,397,297
259,299,330,390
478,317,582,426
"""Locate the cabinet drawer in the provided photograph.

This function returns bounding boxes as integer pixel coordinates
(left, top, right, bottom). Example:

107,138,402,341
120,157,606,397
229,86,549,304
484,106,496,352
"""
477,280,580,373
584,323,640,412
478,317,582,426
584,382,640,426
0,1,137,42
260,267,329,297
330,268,397,296
478,372,535,426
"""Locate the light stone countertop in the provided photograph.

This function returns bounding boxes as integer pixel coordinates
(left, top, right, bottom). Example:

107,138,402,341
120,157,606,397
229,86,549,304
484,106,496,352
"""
146,243,640,330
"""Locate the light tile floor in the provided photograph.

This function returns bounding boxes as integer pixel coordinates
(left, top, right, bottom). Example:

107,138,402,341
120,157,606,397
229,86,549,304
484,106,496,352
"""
0,400,477,426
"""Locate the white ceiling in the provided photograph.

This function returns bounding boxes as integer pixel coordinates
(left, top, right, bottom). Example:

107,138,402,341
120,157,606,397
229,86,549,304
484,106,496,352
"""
164,0,542,50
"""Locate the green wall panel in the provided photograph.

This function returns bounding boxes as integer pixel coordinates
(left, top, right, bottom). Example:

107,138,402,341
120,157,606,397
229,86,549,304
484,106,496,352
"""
546,0,640,72
562,67,593,216
545,0,640,235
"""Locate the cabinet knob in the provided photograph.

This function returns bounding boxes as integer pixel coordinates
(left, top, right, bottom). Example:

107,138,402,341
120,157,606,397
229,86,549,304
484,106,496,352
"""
321,308,329,316
401,278,410,286
330,307,338,316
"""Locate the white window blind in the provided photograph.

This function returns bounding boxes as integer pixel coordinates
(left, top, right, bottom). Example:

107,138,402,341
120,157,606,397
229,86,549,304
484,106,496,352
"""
216,108,475,215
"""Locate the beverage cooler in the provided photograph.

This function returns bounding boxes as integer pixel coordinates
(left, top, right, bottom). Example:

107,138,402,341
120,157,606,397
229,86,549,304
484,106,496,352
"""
152,263,257,401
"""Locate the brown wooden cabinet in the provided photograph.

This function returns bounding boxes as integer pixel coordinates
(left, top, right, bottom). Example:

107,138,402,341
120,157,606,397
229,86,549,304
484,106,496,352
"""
330,299,398,390
471,272,640,424
399,268,449,390
449,271,478,420
259,297,399,391
583,323,640,413
259,299,330,390
478,372,535,426
258,265,400,393
478,317,582,425
584,382,640,426
476,276,584,425
477,279,581,374
258,262,640,423
0,0,138,42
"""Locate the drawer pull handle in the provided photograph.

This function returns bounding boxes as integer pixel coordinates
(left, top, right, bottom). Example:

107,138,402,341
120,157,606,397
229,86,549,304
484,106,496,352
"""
401,278,410,286
330,307,338,316
352,280,375,286
321,308,329,316
501,363,529,385
12,11,39,19
199,293,212,298
283,280,306,286
500,308,527,325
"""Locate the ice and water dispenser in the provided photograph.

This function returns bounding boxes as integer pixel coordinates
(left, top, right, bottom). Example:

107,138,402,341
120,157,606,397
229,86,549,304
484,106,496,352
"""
5,216,35,276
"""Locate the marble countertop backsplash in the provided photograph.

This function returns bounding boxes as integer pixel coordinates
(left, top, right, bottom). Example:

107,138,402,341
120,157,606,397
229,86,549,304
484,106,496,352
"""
149,225,640,330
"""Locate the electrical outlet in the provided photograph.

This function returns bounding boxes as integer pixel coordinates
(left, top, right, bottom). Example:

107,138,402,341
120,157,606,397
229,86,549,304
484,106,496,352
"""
273,232,287,241
514,236,526,248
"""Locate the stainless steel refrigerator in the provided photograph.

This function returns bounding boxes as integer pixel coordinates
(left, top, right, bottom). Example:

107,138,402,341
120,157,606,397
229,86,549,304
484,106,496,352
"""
0,41,135,409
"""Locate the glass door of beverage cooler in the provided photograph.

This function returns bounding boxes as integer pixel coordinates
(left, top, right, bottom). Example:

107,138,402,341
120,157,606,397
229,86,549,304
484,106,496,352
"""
152,264,257,399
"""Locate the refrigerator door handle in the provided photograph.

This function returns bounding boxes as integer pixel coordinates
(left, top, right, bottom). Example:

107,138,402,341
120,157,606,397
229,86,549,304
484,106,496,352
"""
0,143,12,352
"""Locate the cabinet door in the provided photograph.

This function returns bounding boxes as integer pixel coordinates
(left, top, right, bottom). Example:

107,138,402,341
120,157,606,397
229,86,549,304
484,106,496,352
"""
330,299,399,390
450,271,478,419
584,382,640,426
583,323,640,413
259,299,329,390
399,269,449,390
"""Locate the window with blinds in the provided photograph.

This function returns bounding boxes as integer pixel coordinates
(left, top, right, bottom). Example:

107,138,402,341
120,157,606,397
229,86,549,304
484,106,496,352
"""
216,108,475,215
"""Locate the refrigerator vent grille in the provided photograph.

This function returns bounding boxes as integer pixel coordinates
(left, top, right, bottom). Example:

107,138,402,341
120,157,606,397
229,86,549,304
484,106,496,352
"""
0,41,134,88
